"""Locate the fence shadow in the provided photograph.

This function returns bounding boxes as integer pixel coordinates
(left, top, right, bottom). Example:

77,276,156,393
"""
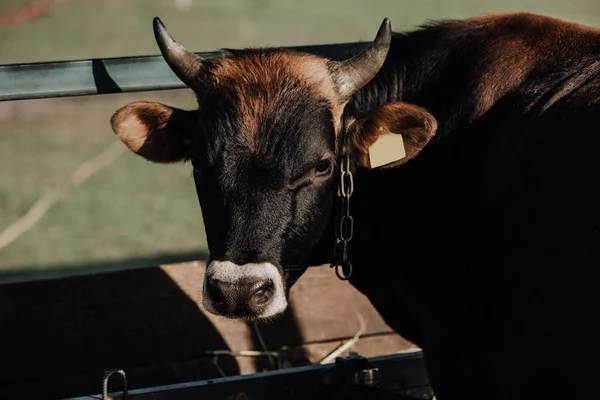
0,255,238,399
0,253,312,399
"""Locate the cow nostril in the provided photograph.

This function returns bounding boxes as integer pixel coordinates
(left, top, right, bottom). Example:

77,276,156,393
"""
250,280,274,309
253,289,269,305
206,275,276,316
206,276,226,305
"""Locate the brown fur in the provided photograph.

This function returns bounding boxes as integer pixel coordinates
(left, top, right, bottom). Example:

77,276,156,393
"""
477,12,600,45
111,101,195,163
347,102,438,168
469,13,600,118
345,12,600,132
208,50,346,150
472,36,536,119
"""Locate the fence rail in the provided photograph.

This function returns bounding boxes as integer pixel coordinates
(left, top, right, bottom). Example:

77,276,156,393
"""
0,42,369,102
65,352,431,400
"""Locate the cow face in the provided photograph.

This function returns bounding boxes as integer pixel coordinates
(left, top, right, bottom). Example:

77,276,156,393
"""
111,17,435,321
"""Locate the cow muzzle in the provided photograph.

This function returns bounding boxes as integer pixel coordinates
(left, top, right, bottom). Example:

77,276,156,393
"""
202,261,288,319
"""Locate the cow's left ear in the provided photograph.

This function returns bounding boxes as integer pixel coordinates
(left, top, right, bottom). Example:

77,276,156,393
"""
346,102,437,169
110,101,196,163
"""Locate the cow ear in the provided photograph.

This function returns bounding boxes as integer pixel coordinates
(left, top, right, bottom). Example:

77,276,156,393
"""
110,101,196,163
347,102,437,169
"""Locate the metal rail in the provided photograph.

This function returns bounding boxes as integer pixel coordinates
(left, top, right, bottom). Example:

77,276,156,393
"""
0,42,369,102
64,351,431,400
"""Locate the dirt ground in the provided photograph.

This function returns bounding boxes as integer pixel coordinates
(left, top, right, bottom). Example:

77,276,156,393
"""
1,0,599,281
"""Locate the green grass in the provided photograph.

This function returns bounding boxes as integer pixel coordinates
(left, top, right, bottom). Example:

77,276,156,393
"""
0,0,599,282
0,90,206,281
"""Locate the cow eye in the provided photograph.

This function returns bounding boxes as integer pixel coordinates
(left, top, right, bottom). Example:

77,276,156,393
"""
314,158,333,175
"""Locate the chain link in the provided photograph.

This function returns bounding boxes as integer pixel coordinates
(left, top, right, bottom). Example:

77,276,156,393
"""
330,155,354,280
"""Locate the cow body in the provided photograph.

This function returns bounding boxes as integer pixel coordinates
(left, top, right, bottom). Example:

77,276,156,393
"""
310,13,600,399
111,12,600,399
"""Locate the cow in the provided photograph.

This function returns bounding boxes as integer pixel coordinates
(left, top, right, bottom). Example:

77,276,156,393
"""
109,12,600,400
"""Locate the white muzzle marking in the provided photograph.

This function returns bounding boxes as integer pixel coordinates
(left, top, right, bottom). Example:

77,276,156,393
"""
202,260,288,319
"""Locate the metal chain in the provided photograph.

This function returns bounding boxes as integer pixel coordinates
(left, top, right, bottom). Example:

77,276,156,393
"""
330,155,354,280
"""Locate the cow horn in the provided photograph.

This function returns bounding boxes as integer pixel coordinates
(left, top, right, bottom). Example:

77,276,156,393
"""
331,18,392,99
153,17,204,89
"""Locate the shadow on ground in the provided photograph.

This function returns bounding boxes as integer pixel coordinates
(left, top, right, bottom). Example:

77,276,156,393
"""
0,253,310,399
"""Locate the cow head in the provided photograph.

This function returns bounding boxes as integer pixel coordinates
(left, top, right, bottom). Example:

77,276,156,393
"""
110,18,436,321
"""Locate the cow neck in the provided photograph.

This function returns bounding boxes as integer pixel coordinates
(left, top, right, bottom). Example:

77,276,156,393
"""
347,27,480,136
320,25,462,280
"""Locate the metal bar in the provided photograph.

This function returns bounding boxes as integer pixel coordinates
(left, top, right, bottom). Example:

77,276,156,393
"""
63,351,431,400
0,42,369,102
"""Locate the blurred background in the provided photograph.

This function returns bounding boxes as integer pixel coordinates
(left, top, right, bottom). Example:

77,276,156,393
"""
1,0,599,283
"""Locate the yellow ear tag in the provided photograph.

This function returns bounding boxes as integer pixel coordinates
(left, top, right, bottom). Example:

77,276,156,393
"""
368,127,406,168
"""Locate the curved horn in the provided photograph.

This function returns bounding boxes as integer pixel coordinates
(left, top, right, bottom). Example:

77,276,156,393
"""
332,18,392,99
153,17,204,89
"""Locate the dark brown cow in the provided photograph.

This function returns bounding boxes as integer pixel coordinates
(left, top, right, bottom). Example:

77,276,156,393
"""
111,12,600,399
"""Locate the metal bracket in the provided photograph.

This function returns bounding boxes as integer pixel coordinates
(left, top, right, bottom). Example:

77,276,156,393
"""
102,368,129,400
